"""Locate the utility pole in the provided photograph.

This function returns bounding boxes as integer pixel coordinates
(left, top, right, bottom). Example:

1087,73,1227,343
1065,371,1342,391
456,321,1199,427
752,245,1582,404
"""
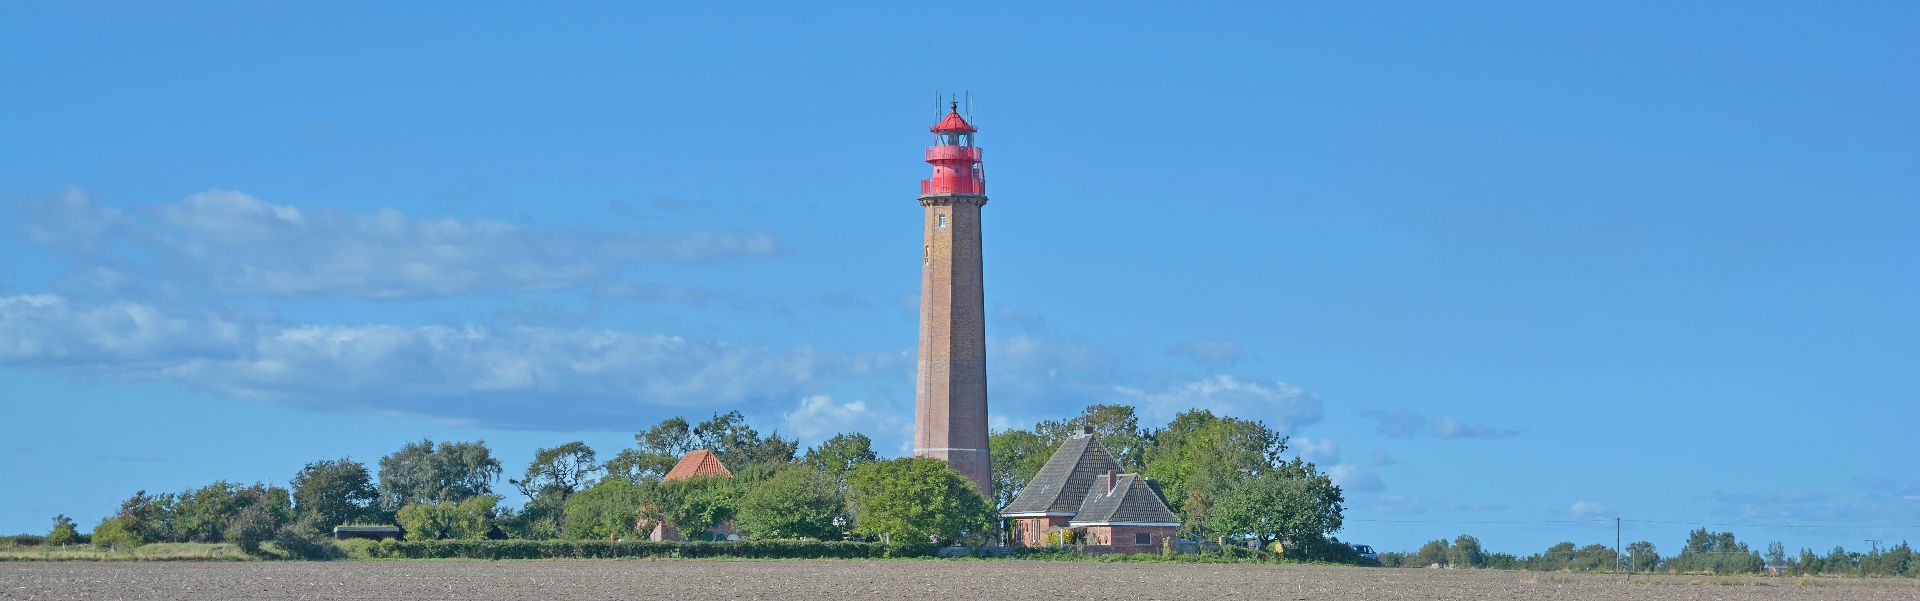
1616,517,1623,580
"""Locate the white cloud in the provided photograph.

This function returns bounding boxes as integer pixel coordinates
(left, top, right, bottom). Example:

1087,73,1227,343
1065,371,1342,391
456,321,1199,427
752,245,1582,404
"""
1370,450,1397,466
1361,409,1519,440
0,294,890,430
1431,416,1521,439
983,334,1109,417
0,295,247,366
7,190,781,300
1112,375,1323,434
1569,501,1612,519
1328,463,1384,493
1710,480,1920,522
782,395,909,448
1291,436,1340,463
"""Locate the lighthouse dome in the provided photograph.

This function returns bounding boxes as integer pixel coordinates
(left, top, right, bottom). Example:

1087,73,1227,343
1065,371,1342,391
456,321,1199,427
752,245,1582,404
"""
930,110,976,134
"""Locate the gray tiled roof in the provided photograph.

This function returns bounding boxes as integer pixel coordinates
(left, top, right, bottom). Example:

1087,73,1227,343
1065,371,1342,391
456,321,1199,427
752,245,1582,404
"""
1070,473,1180,525
1001,433,1122,515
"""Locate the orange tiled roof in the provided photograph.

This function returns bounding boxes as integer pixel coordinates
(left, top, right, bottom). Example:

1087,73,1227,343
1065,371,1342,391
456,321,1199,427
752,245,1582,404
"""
663,449,732,481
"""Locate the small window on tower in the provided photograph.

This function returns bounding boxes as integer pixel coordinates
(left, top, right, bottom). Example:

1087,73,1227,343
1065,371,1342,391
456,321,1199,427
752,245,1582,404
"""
938,213,947,228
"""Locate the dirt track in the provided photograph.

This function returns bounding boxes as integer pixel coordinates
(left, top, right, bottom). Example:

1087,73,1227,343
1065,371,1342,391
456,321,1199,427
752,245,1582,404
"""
4,560,1915,600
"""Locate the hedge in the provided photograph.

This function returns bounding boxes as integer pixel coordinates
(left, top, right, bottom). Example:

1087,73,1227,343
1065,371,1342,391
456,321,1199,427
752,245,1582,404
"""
336,539,941,560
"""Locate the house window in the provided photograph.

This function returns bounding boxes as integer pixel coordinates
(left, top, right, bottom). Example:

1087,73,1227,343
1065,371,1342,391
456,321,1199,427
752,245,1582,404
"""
1135,532,1152,546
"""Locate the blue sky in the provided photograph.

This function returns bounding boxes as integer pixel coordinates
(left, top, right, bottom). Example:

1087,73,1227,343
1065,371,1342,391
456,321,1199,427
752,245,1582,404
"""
2,2,1916,555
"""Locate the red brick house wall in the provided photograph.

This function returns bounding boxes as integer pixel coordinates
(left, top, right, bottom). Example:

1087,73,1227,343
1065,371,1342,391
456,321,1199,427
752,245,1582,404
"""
1078,525,1177,553
1009,516,1071,547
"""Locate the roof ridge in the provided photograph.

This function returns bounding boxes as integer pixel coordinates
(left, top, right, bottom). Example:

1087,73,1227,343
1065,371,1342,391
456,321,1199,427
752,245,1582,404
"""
1071,471,1179,525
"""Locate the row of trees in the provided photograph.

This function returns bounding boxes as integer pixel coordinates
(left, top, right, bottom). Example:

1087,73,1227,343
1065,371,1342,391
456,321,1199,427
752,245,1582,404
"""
89,480,334,557
72,405,1339,555
990,405,1346,552
554,432,994,544
1380,530,1919,577
80,411,999,552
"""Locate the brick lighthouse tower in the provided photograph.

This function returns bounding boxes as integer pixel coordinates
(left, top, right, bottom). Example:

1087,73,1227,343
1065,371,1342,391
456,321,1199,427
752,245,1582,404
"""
914,101,993,501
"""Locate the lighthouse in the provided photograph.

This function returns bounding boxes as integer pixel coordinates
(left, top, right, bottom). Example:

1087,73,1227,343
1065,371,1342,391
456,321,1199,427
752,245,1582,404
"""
913,101,994,501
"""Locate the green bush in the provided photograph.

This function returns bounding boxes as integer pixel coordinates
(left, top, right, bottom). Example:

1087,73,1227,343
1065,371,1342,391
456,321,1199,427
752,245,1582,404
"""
272,514,342,560
225,505,280,555
5,534,47,547
46,515,79,546
1285,536,1362,563
561,479,647,540
394,496,496,540
334,539,939,560
91,517,143,550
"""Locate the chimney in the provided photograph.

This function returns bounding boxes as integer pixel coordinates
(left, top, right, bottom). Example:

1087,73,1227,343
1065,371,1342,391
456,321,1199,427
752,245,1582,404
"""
1079,425,1095,436
1107,470,1118,493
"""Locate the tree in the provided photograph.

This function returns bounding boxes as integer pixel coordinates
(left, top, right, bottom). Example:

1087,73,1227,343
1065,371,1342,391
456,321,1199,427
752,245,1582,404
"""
1766,540,1787,569
846,457,994,545
112,490,176,543
1570,544,1619,572
291,459,380,531
511,441,601,535
145,481,291,545
1416,539,1452,567
607,417,697,483
1207,458,1344,550
222,484,295,556
1671,528,1762,574
46,515,77,546
644,475,741,541
272,513,341,560
1140,409,1288,532
377,439,502,510
802,433,877,486
225,504,280,555
91,517,140,550
395,495,497,540
1035,404,1148,470
1626,540,1659,572
693,411,798,473
171,481,246,543
1450,534,1487,568
561,478,649,540
734,466,846,540
1483,552,1522,570
988,429,1053,510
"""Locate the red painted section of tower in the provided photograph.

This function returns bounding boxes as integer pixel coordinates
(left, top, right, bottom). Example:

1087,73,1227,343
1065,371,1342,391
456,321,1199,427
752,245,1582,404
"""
931,111,977,133
922,103,986,197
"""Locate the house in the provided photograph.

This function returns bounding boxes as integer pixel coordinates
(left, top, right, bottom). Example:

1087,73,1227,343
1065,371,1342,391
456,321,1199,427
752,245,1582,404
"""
645,448,739,541
1001,427,1181,553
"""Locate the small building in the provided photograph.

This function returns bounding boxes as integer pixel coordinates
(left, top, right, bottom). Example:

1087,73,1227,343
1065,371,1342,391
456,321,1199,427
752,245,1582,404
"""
646,449,738,542
1001,427,1181,553
332,525,401,541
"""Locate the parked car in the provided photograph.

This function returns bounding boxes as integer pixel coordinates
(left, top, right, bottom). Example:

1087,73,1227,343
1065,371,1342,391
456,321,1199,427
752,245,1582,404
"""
1351,543,1379,564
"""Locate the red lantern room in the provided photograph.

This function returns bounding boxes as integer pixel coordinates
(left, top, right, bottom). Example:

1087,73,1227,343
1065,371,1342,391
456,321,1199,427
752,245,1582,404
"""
922,101,986,197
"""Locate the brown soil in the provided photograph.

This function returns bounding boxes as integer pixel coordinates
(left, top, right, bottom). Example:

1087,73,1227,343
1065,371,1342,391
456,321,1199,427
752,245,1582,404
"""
3,560,1915,601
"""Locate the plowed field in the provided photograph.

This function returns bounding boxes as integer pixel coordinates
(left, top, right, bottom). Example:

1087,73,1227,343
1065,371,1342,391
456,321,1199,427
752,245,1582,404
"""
4,560,1913,600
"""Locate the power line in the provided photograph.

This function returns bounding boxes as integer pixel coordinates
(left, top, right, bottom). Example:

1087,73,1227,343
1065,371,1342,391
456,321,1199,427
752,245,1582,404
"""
1348,518,1615,525
1348,517,1920,529
1624,519,1920,530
